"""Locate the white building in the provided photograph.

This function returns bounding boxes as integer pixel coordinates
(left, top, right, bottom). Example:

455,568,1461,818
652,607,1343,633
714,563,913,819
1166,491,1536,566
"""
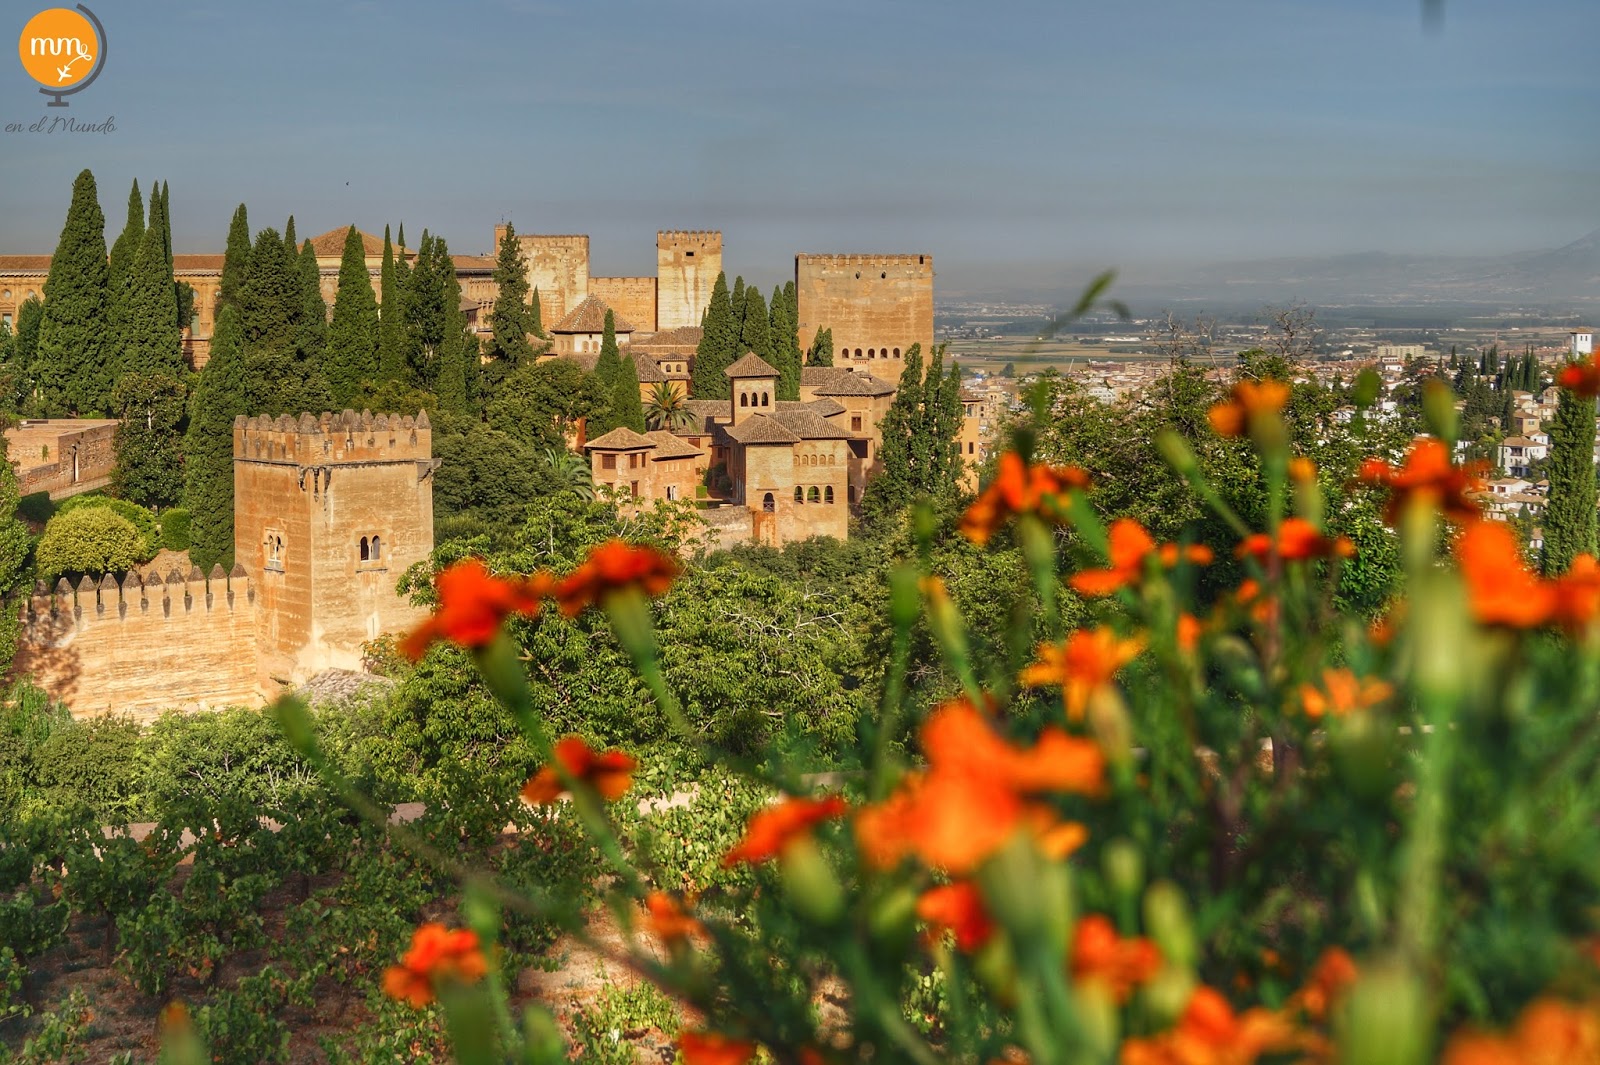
1572,329,1594,358
1498,432,1549,478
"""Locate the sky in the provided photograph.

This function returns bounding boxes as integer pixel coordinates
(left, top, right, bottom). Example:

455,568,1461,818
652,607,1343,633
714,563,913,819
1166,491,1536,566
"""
1,0,1596,294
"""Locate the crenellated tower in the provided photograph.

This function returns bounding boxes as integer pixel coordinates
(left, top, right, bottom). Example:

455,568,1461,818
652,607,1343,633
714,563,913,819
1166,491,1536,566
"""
233,410,437,690
656,231,723,330
794,253,935,372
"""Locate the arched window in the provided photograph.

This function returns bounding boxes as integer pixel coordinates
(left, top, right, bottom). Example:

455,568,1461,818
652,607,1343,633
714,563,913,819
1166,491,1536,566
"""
761,393,769,407
794,486,804,503
740,393,748,407
855,348,863,358
829,454,836,465
868,348,876,359
359,536,369,561
371,535,381,560
894,347,901,358
808,486,820,503
825,486,834,504
762,493,775,513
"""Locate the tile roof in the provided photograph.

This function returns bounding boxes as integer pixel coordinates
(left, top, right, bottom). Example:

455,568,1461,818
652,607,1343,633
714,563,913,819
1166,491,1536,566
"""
584,426,655,450
776,398,845,418
0,256,52,273
771,409,850,440
553,351,602,373
723,414,801,444
644,431,703,459
173,254,225,272
452,254,497,272
725,352,780,378
630,352,668,383
802,367,896,397
632,326,703,354
307,227,385,258
553,295,634,335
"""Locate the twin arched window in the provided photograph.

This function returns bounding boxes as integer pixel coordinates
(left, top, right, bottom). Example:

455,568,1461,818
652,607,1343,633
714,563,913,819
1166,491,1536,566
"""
359,535,382,562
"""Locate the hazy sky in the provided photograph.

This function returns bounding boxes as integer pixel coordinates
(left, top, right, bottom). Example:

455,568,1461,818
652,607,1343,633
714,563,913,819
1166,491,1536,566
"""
1,0,1595,292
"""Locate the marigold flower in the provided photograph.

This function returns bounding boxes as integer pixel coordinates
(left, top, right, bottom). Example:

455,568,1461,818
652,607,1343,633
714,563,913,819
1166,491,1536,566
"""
1456,520,1556,628
1019,627,1145,720
1559,357,1600,398
554,539,679,616
1176,613,1202,655
1298,669,1392,720
1358,437,1484,526
917,881,995,952
643,891,704,945
959,451,1091,546
1289,457,1318,484
1289,948,1358,1021
1071,519,1212,597
1208,380,1291,438
1235,517,1354,565
519,735,637,805
678,1030,758,1065
1070,914,1162,1003
1552,554,1600,631
400,560,554,660
723,795,847,867
1120,985,1313,1065
1441,997,1600,1065
382,923,488,1009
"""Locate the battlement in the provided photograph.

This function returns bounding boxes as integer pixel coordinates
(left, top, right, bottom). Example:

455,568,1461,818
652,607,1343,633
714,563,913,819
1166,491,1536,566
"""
518,234,590,246
796,253,933,269
233,410,432,464
658,231,722,245
24,565,255,625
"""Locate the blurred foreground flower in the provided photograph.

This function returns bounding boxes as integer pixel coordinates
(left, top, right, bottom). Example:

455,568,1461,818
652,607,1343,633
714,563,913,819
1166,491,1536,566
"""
1020,626,1145,719
959,451,1090,545
1298,668,1392,719
723,795,848,867
1358,437,1484,526
519,735,637,805
1071,518,1213,597
1120,985,1316,1065
400,559,555,659
1071,913,1161,1003
555,539,680,616
916,880,995,951
678,1030,758,1065
1236,517,1354,564
382,924,488,1008
1559,357,1600,398
1208,380,1290,438
1441,997,1600,1065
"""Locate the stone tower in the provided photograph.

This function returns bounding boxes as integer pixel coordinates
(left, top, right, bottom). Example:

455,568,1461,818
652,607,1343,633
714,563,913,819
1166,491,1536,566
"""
794,253,934,373
726,352,778,426
656,231,722,331
233,410,436,690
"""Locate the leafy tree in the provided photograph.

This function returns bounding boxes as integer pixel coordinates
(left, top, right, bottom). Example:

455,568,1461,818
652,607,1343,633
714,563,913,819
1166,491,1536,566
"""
484,223,538,373
0,435,32,667
218,204,251,315
692,273,736,400
769,283,801,400
1541,381,1597,575
33,169,110,415
739,286,771,367
1001,361,1016,378
542,448,596,501
184,305,245,572
110,373,186,508
118,222,183,379
34,507,145,583
645,382,696,432
377,226,407,386
324,226,379,408
485,359,608,451
806,326,833,368
863,343,963,519
432,426,552,546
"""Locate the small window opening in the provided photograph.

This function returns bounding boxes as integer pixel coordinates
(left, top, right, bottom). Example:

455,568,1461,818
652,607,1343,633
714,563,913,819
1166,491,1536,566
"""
762,493,775,513
808,486,820,503
825,486,834,504
794,486,804,503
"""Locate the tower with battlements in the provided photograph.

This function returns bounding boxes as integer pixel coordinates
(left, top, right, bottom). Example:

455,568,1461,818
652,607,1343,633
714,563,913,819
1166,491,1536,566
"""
794,253,935,373
656,231,722,330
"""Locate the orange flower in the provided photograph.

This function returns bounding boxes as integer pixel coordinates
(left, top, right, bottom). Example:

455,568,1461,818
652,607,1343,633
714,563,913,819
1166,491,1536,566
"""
679,1030,758,1065
1289,948,1358,1021
554,539,679,617
1208,380,1291,438
1019,627,1145,719
1289,457,1318,484
1456,520,1556,628
1298,668,1392,719
1176,613,1202,655
519,735,637,805
1552,554,1600,631
1071,519,1213,597
723,795,847,867
643,891,704,945
959,451,1091,546
1358,437,1484,526
382,923,488,1009
1560,357,1600,398
1070,914,1161,1003
1120,986,1312,1065
400,560,554,660
1442,998,1600,1065
1235,517,1354,564
917,881,995,952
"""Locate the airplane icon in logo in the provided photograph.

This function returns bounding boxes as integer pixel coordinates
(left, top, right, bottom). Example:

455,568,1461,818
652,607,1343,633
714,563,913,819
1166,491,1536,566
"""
56,52,93,83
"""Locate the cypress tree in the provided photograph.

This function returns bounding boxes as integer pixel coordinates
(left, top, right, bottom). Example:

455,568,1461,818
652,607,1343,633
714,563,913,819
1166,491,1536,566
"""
120,222,183,379
107,179,143,354
806,326,833,367
283,216,298,258
590,311,626,435
485,223,536,369
239,227,301,415
403,232,441,387
432,235,473,415
612,351,646,434
155,182,174,271
13,298,43,373
325,226,380,408
529,286,546,339
184,304,245,571
691,272,736,400
769,283,801,400
740,286,770,365
866,344,926,516
34,169,110,416
377,226,407,385
1542,380,1598,575
219,204,251,314
296,239,330,392
110,371,186,508
731,276,746,322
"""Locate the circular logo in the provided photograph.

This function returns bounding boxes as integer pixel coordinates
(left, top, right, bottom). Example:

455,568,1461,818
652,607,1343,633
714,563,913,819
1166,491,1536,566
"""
18,8,99,89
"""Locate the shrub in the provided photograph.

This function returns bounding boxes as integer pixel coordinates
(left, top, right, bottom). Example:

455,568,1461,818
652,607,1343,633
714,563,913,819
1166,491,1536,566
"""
33,505,146,583
157,507,191,552
15,492,53,526
55,493,161,557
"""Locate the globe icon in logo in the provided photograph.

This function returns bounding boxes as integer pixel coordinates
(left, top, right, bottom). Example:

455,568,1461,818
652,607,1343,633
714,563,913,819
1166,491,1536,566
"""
17,5,106,107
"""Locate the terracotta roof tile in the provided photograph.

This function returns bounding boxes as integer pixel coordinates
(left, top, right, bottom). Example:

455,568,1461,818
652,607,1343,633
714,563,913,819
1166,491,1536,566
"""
173,254,225,272
0,256,52,273
307,227,384,257
584,427,655,450
725,352,780,378
452,255,497,272
723,414,800,444
632,326,703,353
553,295,634,334
630,352,668,383
644,431,703,459
777,398,845,418
771,409,850,439
803,367,896,397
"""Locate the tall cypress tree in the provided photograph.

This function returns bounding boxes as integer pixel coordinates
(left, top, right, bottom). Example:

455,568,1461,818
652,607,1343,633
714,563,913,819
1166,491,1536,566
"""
529,286,546,339
485,223,536,371
110,371,186,508
35,169,110,416
239,227,301,415
403,232,441,388
13,298,43,374
184,304,246,571
377,226,407,385
806,326,833,367
1542,380,1598,575
219,204,251,314
325,226,380,408
612,351,646,434
296,239,330,407
107,179,144,358
155,182,174,271
0,429,32,667
740,286,771,367
731,276,746,325
120,222,183,379
432,235,473,415
590,311,626,435
863,343,964,518
691,272,736,400
769,282,801,400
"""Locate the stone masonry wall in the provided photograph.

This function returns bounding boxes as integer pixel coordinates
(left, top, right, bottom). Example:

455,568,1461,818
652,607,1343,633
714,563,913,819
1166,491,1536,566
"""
589,276,658,334
517,234,590,329
656,231,722,331
794,254,934,372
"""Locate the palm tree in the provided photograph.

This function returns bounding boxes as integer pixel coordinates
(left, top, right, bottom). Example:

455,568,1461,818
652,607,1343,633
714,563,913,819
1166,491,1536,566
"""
542,448,595,501
644,382,697,433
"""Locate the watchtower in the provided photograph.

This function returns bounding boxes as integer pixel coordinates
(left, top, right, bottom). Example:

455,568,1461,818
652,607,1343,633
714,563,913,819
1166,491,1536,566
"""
657,231,722,331
794,253,935,372
233,410,437,689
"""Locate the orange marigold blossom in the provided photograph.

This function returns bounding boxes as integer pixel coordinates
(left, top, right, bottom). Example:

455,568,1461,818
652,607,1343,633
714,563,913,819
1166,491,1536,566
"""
400,559,555,660
678,1030,758,1065
1288,948,1358,1021
1456,520,1556,628
723,794,847,867
1552,554,1600,631
1119,985,1314,1065
916,881,995,952
1071,518,1213,597
1298,668,1392,719
1357,437,1484,525
958,451,1092,546
1019,627,1145,720
643,891,704,945
1070,914,1161,1003
1207,379,1291,438
1176,613,1202,655
1560,357,1600,398
554,539,679,617
1235,517,1354,565
1289,456,1318,484
382,923,488,1009
1441,997,1600,1065
519,735,637,805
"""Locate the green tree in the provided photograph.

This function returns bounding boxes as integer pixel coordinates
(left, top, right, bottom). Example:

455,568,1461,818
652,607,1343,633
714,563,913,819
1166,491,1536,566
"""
1002,362,1016,378
324,226,380,408
590,311,627,435
484,223,537,373
118,223,183,379
377,226,407,386
769,283,802,400
218,204,251,315
106,179,144,359
611,353,646,435
645,382,696,432
296,240,331,409
183,305,245,572
12,298,42,374
110,373,186,509
34,507,146,584
485,359,609,451
739,286,771,367
239,227,314,415
0,433,33,668
529,286,546,339
33,169,110,415
692,272,737,400
1541,380,1597,575
863,343,964,519
806,326,833,368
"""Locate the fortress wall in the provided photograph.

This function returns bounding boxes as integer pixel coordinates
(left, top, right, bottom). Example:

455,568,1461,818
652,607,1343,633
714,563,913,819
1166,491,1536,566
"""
656,231,722,331
795,254,934,371
11,420,117,499
589,276,658,333
15,569,261,722
516,234,589,328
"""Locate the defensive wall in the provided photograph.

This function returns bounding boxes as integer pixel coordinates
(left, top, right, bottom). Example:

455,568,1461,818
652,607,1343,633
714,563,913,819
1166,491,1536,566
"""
7,418,117,500
794,254,935,372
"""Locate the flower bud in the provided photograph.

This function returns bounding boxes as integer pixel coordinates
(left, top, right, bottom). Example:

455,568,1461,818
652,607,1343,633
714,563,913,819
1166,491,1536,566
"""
1422,380,1458,444
1101,838,1144,902
1087,687,1134,769
780,837,845,926
1071,977,1120,1060
1337,960,1430,1065
888,565,921,630
1157,431,1199,476
868,883,919,955
1142,881,1197,970
1330,711,1392,801
1140,964,1198,1029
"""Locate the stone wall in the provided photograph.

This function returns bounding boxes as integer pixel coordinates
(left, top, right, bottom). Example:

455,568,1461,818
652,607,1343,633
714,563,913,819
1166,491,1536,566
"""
515,233,590,328
14,568,260,721
9,419,118,499
787,438,850,542
656,231,722,331
589,276,658,333
794,254,935,372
